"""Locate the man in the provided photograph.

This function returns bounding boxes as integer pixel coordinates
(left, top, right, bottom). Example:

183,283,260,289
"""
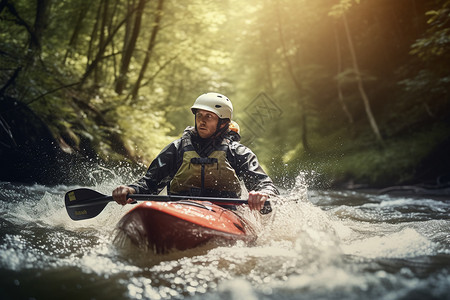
113,92,279,211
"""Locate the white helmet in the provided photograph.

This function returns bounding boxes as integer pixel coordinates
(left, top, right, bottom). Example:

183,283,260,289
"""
191,92,233,119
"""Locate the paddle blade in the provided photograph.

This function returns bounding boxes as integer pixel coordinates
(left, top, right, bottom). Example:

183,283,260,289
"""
64,188,112,221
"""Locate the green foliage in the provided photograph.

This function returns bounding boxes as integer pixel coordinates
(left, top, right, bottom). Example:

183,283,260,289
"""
0,0,235,164
410,1,450,59
228,0,450,186
1,0,449,187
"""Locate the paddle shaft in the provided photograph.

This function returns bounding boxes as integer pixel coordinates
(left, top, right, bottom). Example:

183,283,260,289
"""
65,188,272,220
66,189,270,209
66,193,269,209
130,194,268,205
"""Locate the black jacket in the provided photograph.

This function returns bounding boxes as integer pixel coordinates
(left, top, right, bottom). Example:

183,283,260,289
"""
129,126,279,197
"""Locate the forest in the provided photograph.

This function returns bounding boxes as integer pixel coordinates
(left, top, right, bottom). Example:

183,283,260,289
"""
0,0,449,189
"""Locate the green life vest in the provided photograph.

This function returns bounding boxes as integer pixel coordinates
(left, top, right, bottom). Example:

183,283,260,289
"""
169,139,241,198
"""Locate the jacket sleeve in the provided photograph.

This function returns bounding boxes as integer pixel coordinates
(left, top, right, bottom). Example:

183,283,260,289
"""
128,140,181,194
231,143,280,196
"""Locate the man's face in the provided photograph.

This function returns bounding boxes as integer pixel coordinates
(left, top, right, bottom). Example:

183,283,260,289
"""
195,109,219,139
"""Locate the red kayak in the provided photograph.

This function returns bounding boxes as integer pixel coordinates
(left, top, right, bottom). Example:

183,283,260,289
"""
115,200,256,253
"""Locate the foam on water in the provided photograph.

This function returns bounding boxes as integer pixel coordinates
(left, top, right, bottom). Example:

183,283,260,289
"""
1,170,449,300
115,175,349,299
342,227,436,258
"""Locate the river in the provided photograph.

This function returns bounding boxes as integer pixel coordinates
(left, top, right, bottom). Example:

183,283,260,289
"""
0,172,449,300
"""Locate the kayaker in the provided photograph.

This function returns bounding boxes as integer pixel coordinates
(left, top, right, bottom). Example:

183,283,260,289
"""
112,92,279,212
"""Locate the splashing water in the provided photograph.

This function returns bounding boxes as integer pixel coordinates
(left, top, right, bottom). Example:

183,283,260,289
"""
0,167,449,300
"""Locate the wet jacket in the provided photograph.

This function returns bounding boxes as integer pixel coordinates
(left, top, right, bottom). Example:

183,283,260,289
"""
129,126,279,198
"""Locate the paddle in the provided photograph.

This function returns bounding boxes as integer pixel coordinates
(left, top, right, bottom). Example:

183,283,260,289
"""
64,188,272,221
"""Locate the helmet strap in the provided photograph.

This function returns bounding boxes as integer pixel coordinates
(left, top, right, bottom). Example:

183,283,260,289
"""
213,119,229,138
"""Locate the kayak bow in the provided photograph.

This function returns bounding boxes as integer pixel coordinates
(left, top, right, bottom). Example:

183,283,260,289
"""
115,200,256,253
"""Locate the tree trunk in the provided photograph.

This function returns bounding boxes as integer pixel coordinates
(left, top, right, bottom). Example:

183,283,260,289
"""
94,0,111,85
130,0,165,101
0,1,50,95
117,0,134,83
342,13,383,144
87,1,103,67
63,2,90,64
115,0,146,95
108,0,120,81
261,29,275,95
333,26,354,125
20,0,50,67
29,0,49,55
275,3,310,152
80,6,135,86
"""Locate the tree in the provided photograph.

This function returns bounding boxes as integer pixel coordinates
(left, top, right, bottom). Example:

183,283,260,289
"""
63,1,90,65
275,0,310,152
400,0,450,119
329,0,384,144
115,0,146,94
79,3,133,86
333,26,354,126
130,0,164,101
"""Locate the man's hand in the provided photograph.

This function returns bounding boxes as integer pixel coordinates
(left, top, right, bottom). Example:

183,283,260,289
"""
247,190,268,211
112,185,136,205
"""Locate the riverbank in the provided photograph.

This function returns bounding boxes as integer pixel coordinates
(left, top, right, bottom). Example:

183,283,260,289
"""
286,122,450,190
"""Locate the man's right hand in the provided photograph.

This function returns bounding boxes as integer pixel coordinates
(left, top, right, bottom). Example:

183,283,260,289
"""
112,185,136,205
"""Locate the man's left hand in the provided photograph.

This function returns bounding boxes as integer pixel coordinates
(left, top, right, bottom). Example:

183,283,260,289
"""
248,190,268,211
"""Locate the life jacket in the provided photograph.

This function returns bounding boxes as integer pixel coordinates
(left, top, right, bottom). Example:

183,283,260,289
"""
169,134,241,198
